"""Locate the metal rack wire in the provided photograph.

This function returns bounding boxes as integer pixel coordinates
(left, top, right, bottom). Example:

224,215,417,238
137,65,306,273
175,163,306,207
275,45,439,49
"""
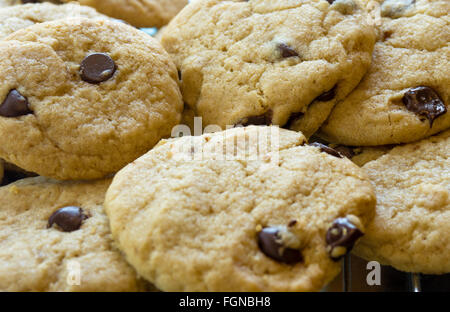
409,273,421,292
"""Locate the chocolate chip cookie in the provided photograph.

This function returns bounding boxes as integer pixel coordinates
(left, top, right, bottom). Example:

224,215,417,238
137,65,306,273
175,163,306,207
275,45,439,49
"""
105,126,376,291
62,0,188,28
0,18,182,180
0,177,145,291
320,0,450,146
161,0,376,137
0,2,108,39
354,129,450,274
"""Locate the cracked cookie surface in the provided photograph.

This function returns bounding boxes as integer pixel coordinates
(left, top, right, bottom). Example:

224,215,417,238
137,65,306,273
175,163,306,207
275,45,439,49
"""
0,176,144,291
354,129,450,274
161,0,375,137
105,126,375,291
62,0,188,28
320,0,450,146
0,18,182,180
0,2,108,39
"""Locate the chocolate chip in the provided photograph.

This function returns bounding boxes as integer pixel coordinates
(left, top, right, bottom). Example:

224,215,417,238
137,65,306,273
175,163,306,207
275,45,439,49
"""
0,90,32,118
382,30,393,41
402,86,446,127
332,145,355,159
288,220,297,227
80,53,116,83
258,227,303,264
326,218,363,261
309,142,343,158
235,110,273,126
327,0,336,3
47,206,88,232
277,43,299,58
21,0,39,3
315,85,337,102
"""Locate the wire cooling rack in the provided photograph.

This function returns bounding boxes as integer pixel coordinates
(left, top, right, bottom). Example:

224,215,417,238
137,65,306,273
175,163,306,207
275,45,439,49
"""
325,255,450,292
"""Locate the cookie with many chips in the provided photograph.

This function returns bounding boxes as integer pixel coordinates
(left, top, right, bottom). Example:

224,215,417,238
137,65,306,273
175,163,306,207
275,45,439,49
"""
320,0,450,145
161,0,376,137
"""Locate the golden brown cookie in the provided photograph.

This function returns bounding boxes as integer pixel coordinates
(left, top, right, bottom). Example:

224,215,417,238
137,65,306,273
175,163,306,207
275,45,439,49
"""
105,126,376,291
0,177,144,291
0,18,182,180
161,0,376,137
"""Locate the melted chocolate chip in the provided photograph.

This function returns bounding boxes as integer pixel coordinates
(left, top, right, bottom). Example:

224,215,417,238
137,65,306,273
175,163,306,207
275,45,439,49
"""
309,142,343,158
21,0,39,3
327,0,336,3
277,43,299,58
80,53,116,83
235,110,273,126
315,85,337,102
47,206,88,232
0,90,32,117
402,86,446,127
258,227,303,264
326,218,363,261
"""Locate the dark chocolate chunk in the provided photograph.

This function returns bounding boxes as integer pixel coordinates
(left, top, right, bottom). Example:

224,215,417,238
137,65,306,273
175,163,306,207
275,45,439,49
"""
80,53,116,83
315,85,337,102
21,0,39,3
258,227,303,264
47,206,88,232
327,0,336,3
309,142,343,158
235,110,273,126
402,86,446,127
326,218,363,261
277,43,299,58
0,89,32,117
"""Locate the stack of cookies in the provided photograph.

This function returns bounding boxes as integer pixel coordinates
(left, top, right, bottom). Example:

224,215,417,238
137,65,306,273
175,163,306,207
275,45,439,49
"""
0,1,183,291
0,0,448,292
